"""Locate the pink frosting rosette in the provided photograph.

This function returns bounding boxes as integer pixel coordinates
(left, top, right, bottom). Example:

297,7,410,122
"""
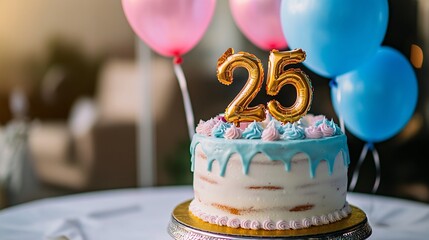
318,121,335,137
301,218,312,228
227,218,240,228
290,220,302,229
250,220,261,230
334,211,342,221
216,216,228,226
200,213,210,222
340,209,349,218
209,215,217,224
328,213,335,222
195,120,206,135
276,220,289,230
321,215,330,224
312,216,323,226
241,219,252,229
224,124,242,139
196,118,218,136
262,220,276,230
305,125,323,139
262,121,280,141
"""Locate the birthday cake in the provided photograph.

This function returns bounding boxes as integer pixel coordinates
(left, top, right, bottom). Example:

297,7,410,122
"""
188,48,351,230
189,114,350,230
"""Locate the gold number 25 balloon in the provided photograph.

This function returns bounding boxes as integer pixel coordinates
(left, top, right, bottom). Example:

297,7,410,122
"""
217,48,266,124
217,48,313,124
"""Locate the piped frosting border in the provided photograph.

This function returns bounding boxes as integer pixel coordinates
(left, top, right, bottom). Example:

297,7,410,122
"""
189,201,352,230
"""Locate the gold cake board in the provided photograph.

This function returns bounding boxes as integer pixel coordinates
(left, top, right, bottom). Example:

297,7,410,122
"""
168,200,371,239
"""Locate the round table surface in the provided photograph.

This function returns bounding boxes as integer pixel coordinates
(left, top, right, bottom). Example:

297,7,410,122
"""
0,186,428,240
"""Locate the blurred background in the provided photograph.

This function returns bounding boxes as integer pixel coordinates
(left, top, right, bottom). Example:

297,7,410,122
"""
0,0,428,208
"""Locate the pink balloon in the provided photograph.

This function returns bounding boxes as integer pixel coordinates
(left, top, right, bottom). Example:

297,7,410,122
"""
122,0,216,58
230,0,287,51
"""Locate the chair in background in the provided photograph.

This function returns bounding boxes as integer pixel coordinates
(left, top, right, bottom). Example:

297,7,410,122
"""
29,59,140,193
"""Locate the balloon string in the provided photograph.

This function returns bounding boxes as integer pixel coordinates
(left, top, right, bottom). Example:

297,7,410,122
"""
371,146,381,193
330,79,381,193
349,143,381,193
349,143,370,191
173,62,195,140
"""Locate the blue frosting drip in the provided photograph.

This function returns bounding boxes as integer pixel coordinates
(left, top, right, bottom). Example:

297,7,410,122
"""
190,134,350,178
211,121,230,138
242,121,263,139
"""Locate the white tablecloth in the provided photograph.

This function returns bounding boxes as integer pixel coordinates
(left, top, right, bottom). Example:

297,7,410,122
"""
0,186,428,240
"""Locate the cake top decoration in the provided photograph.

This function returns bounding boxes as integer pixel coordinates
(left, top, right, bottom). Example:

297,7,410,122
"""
195,112,342,142
216,48,313,125
191,113,349,178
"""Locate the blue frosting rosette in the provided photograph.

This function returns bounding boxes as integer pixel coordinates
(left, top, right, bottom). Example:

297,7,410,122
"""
242,121,264,139
281,124,305,140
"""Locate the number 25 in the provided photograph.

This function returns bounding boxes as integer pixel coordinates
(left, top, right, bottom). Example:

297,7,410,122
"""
217,48,313,124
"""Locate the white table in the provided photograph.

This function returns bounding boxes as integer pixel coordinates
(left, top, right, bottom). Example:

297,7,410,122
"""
0,186,428,240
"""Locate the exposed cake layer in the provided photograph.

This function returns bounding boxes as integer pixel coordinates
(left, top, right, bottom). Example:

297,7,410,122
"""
190,133,350,230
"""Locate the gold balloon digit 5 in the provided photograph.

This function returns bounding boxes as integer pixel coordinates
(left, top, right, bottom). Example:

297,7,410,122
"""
266,49,313,123
217,48,266,124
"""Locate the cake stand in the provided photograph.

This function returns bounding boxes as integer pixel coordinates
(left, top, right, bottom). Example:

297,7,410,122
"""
168,200,371,240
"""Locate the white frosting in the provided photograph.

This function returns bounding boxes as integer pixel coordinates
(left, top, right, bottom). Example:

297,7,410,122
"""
227,218,240,228
217,216,228,226
241,219,251,229
290,220,302,230
262,220,276,230
190,201,351,230
209,215,217,224
276,220,289,230
302,218,312,228
191,143,349,230
250,220,260,230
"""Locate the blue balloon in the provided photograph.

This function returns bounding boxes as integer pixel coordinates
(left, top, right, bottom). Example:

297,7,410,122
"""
331,47,418,143
281,0,388,77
